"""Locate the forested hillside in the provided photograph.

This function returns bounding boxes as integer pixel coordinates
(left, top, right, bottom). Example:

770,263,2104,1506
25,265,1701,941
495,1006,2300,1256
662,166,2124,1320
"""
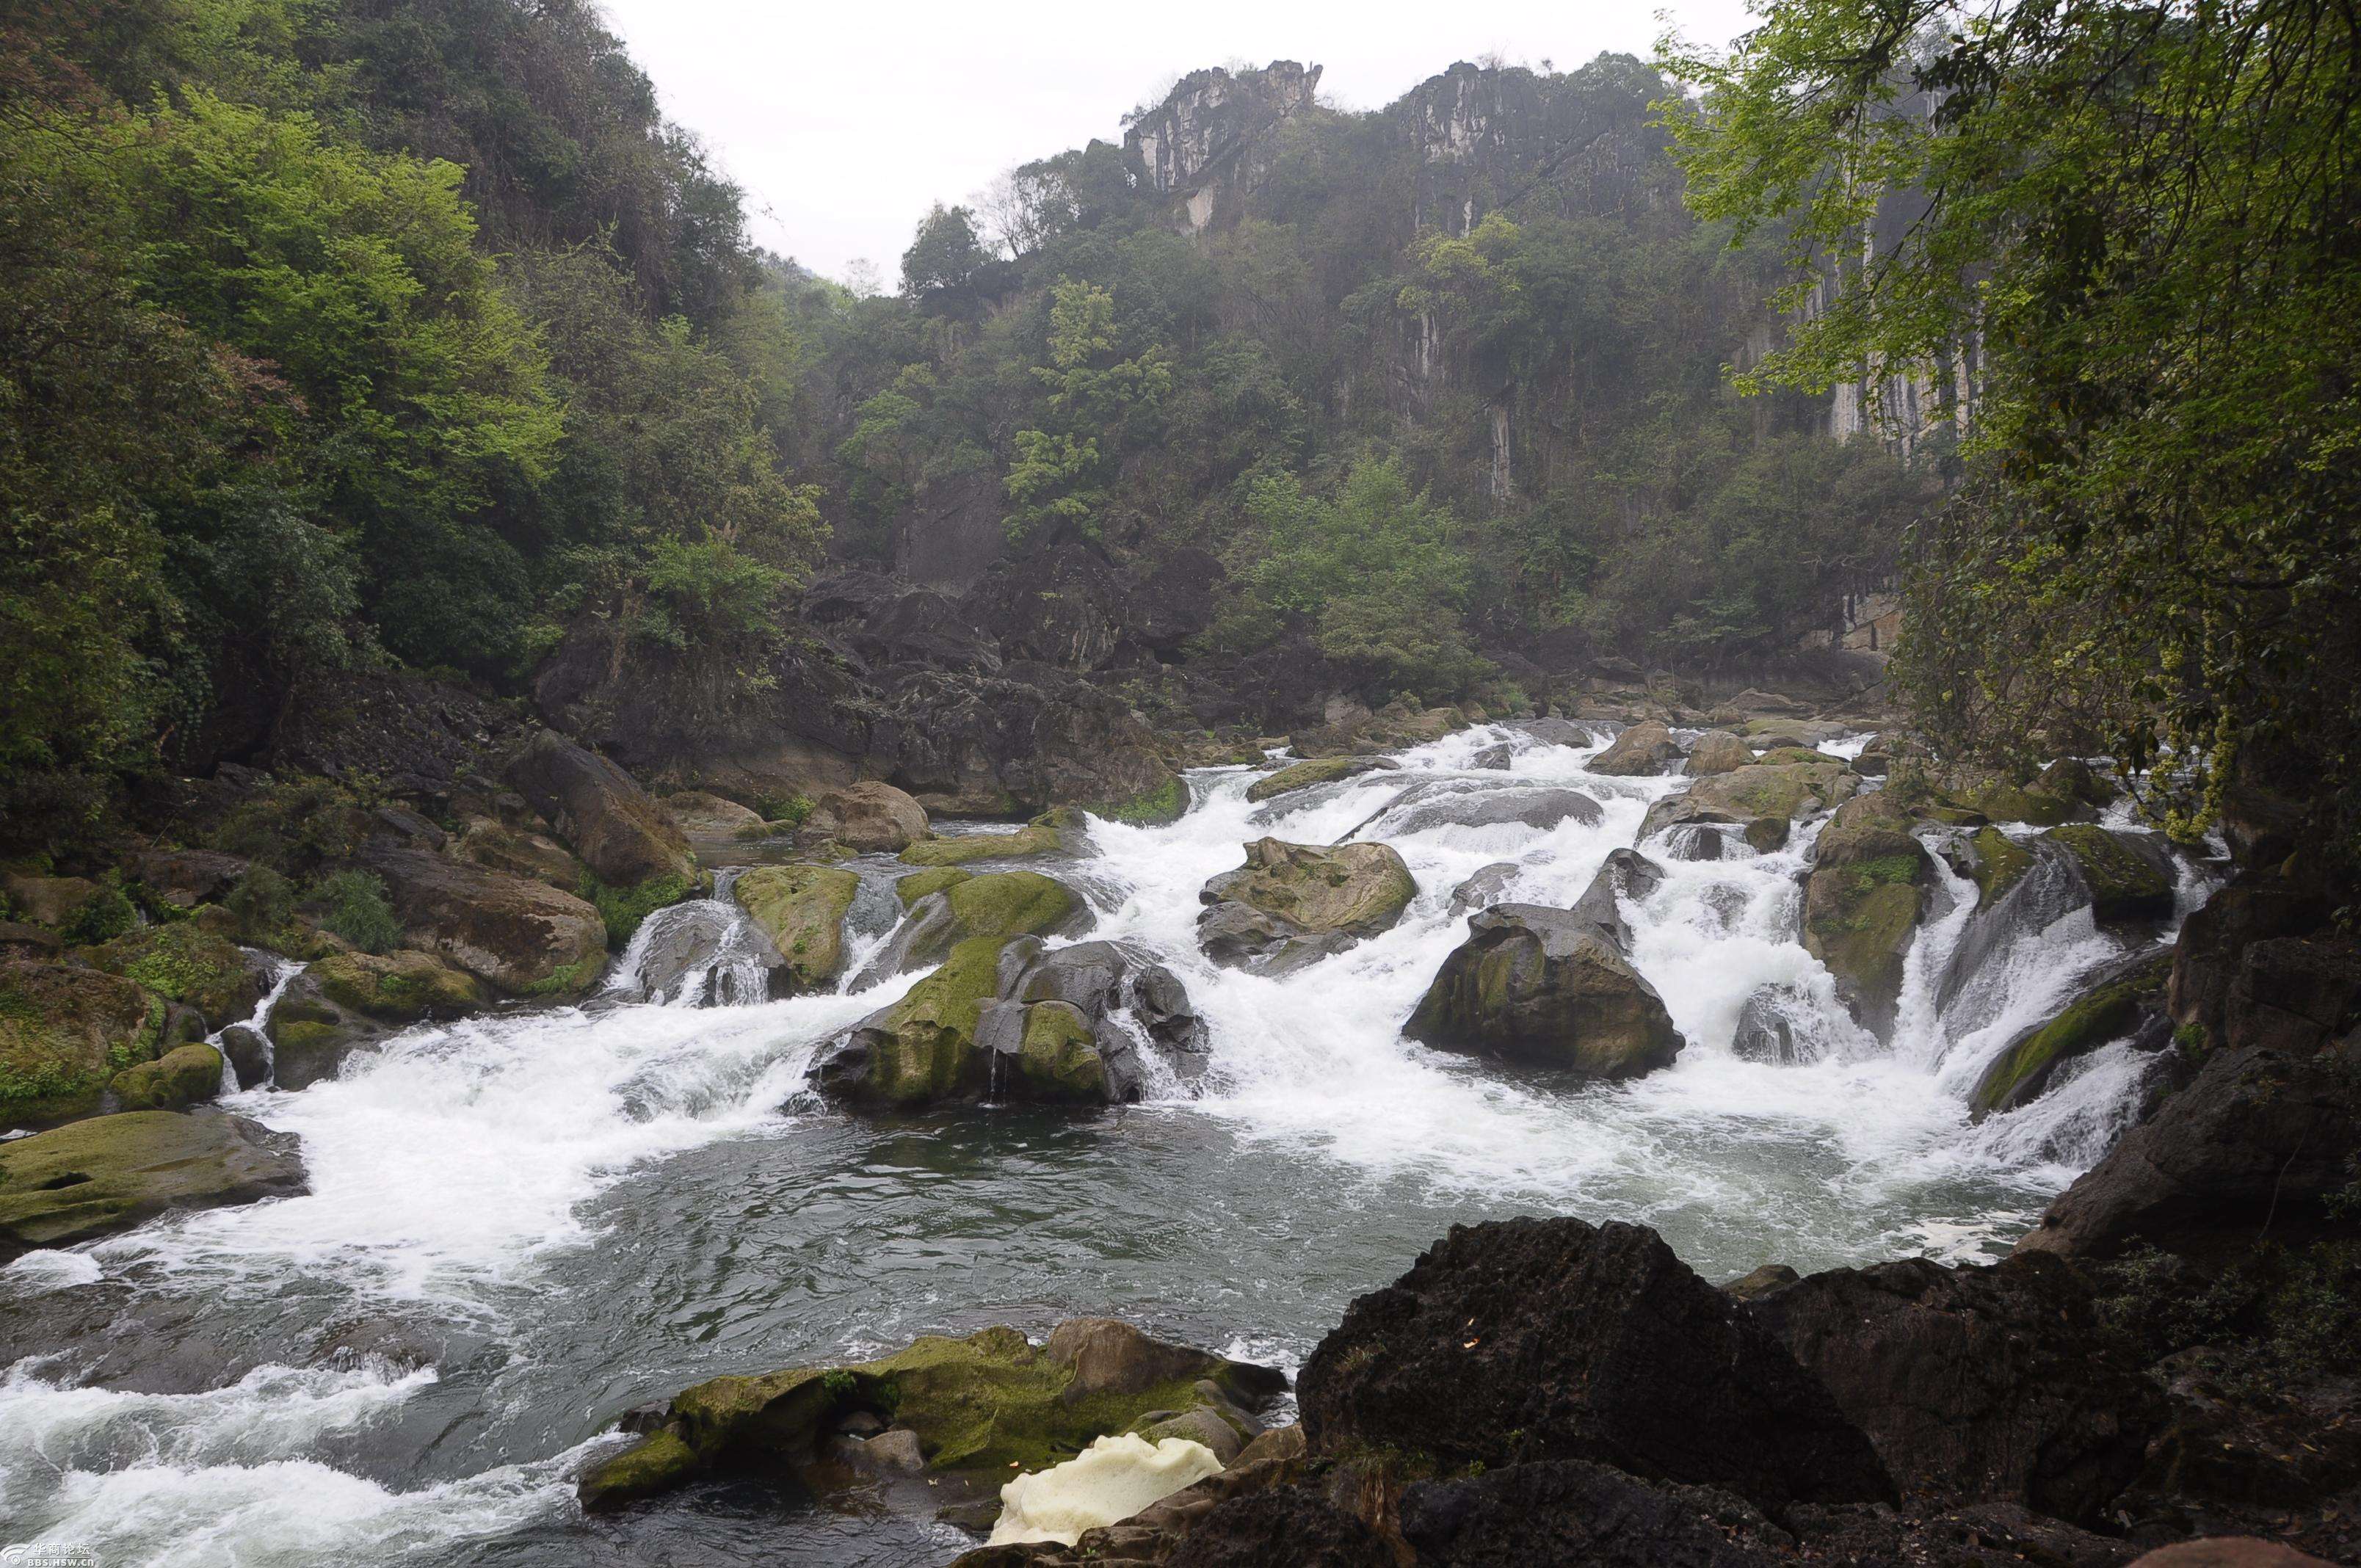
1,0,1929,857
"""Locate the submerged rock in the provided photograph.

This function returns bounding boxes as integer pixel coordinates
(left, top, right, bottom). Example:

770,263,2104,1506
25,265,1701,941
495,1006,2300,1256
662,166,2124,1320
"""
1730,985,1828,1065
1349,783,1602,840
1197,839,1414,973
0,961,164,1128
0,1109,306,1260
1296,1215,1893,1510
577,1318,1283,1511
732,865,860,992
1405,904,1682,1078
1245,756,1397,804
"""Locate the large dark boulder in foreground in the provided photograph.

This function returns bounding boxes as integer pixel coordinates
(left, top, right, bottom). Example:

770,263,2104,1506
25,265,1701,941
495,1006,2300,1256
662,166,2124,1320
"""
2014,1034,2360,1262
1744,1252,2167,1526
0,1109,305,1259
1405,904,1682,1078
1297,1216,1893,1511
1399,1460,1788,1567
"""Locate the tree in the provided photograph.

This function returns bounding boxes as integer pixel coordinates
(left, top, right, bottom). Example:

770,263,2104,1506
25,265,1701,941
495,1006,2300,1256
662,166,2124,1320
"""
1664,0,2361,866
900,202,993,308
1004,279,1171,543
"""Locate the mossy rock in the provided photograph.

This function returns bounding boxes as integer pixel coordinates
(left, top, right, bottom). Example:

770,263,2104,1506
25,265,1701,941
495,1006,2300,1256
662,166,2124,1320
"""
1641,759,1859,847
827,936,1009,1106
1017,1000,1106,1100
579,1321,1275,1511
2037,758,2119,809
1244,757,1396,805
1210,839,1415,937
1934,770,2075,827
0,1108,305,1257
943,871,1079,944
111,1044,224,1111
895,868,973,908
91,923,262,1029
898,808,1086,867
1968,827,2034,911
0,962,164,1128
2045,824,2175,924
1802,794,1933,1041
310,949,491,1023
733,865,860,992
1969,951,2172,1120
1755,746,1832,767
1093,774,1190,824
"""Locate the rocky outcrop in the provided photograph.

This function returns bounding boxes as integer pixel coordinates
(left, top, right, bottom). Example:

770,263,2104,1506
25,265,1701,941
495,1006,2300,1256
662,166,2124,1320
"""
110,1043,224,1111
1801,791,1932,1039
808,780,929,853
1642,758,1859,852
1297,1216,1893,1510
123,849,250,911
855,870,1087,981
901,807,1089,867
1744,1252,2167,1525
264,949,490,1089
449,812,586,892
90,923,266,1031
1589,721,1681,777
2166,875,2335,1048
361,846,607,996
503,730,695,889
0,1108,305,1260
1197,840,1415,973
578,1318,1283,1511
0,873,111,929
2014,1031,2360,1261
0,962,164,1128
819,931,1200,1108
661,791,764,839
731,865,860,992
1566,847,1664,955
1406,904,1681,1078
1246,756,1397,804
1125,61,1322,214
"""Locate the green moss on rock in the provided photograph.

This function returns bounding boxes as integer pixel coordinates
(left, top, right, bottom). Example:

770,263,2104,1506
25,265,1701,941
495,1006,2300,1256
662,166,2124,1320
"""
1018,1001,1106,1100
310,950,491,1023
896,807,1086,867
92,924,260,1029
846,936,1008,1106
0,1108,305,1256
895,868,973,907
111,1044,224,1110
733,866,860,992
1244,758,1393,804
1969,951,2172,1120
2045,824,2175,923
1095,774,1189,824
1969,827,2034,910
942,871,1079,945
0,962,164,1128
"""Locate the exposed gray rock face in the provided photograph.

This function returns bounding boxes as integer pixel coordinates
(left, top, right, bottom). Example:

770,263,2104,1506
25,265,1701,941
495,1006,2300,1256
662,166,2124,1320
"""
1450,862,1522,915
1407,904,1683,1079
1346,781,1601,841
1566,849,1664,957
1125,61,1323,214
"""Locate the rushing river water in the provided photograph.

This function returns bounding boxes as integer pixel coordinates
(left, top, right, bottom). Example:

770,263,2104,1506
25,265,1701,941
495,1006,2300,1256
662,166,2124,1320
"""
0,725,2204,1565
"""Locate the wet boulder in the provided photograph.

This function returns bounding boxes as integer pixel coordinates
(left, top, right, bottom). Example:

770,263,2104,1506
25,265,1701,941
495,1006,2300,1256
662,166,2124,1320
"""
732,865,860,992
1642,758,1859,852
1350,783,1602,840
1939,828,2177,1017
661,791,764,839
264,953,487,1089
1398,1460,1795,1568
1589,721,1683,777
1245,755,1398,804
1744,1252,2167,1526
0,1108,306,1260
503,730,695,889
1929,767,2079,828
2014,1033,2361,1262
808,780,929,853
1448,862,1521,916
2047,824,2176,925
1970,949,2174,1121
1197,840,1414,974
363,846,607,996
1406,904,1682,1078
578,1318,1282,1511
854,869,1086,984
110,1043,225,1110
0,962,164,1128
1566,848,1665,957
998,937,1211,1095
1297,1215,1893,1510
818,936,1009,1106
1468,742,1515,769
1730,984,1832,1065
900,807,1089,867
1801,792,1933,1041
1685,730,1754,777
90,923,266,1031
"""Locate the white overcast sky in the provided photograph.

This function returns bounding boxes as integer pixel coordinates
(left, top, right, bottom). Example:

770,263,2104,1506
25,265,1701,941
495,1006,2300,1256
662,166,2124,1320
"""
594,0,1760,286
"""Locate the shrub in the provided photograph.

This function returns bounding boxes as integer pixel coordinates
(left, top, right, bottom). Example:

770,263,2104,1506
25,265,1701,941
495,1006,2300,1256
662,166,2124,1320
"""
60,885,135,945
225,865,296,934
308,870,401,954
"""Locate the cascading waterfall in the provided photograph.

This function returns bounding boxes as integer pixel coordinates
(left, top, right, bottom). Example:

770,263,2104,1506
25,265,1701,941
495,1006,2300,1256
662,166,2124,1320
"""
0,722,2197,1567
214,955,305,1093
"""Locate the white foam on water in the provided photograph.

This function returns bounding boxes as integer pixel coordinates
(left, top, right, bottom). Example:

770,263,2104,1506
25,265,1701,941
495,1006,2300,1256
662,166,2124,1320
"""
1,1249,105,1294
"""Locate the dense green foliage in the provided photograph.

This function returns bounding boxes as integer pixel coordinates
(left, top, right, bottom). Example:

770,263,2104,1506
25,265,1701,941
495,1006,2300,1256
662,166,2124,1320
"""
0,0,824,847
1667,0,2361,870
